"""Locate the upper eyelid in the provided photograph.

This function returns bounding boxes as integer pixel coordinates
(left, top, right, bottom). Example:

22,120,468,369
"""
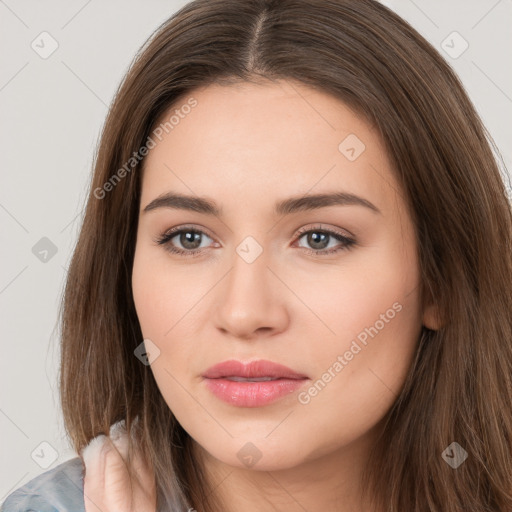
295,224,354,239
163,224,215,240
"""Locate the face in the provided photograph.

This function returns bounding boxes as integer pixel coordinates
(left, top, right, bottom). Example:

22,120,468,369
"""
132,79,438,472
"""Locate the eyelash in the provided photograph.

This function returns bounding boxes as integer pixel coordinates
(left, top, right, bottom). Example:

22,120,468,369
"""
154,224,356,258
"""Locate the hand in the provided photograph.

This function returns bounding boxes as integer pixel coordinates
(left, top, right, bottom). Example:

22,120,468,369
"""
82,428,157,512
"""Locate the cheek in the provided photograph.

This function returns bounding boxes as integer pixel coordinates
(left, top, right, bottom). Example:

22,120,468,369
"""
131,244,212,377
295,241,422,425
132,250,161,336
132,244,192,336
289,240,420,357
131,247,201,413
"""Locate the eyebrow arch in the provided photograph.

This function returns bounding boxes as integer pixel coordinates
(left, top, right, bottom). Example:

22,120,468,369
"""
142,191,381,216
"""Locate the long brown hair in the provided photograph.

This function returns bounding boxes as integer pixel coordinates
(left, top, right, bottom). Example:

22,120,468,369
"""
60,0,512,510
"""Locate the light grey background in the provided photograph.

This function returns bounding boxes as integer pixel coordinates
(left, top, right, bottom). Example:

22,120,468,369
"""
1,0,511,500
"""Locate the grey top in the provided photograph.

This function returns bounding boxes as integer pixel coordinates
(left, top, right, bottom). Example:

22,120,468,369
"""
0,457,85,512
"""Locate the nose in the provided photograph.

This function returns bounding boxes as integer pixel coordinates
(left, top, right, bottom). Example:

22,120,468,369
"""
212,247,289,340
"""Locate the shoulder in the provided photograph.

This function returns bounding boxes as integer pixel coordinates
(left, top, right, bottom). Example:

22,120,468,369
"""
0,457,85,512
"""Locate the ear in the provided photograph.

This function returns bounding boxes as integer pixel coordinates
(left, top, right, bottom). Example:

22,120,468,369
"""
422,300,444,330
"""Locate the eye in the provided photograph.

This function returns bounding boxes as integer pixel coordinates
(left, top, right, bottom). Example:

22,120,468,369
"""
154,223,356,257
154,225,216,257
293,224,356,255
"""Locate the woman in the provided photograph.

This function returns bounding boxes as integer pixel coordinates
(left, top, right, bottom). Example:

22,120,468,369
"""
2,0,511,510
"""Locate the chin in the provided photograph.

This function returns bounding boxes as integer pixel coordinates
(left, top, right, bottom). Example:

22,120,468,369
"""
195,435,313,472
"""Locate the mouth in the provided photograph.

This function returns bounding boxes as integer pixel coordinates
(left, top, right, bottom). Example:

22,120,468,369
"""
220,376,282,382
202,359,309,407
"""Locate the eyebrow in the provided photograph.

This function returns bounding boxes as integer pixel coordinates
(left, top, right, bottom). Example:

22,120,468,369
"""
142,191,381,216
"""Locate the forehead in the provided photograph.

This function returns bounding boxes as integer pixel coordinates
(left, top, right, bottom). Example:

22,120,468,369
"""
140,80,400,217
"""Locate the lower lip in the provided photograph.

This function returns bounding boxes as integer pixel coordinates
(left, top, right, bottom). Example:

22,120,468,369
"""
203,378,308,407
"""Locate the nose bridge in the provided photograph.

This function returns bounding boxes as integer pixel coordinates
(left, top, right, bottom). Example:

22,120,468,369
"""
213,237,287,337
224,239,271,309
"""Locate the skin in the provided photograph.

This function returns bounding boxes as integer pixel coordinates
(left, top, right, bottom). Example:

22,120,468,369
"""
82,428,156,512
130,79,441,512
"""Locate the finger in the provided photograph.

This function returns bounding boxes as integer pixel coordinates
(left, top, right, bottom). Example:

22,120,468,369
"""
82,433,133,511
102,437,134,511
109,426,157,511
81,425,156,512
81,434,109,512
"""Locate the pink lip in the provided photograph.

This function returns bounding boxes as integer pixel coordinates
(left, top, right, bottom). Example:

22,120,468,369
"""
203,359,308,380
202,360,309,407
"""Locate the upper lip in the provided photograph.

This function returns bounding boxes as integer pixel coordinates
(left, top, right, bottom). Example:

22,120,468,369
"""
202,360,308,380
